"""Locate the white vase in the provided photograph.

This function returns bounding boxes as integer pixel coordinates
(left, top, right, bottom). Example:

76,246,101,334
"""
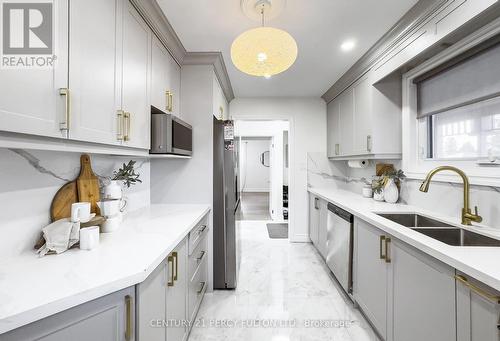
373,190,384,202
384,179,399,204
103,180,123,200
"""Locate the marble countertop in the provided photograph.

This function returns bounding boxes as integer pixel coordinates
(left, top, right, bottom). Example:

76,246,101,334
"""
0,204,210,334
308,187,500,292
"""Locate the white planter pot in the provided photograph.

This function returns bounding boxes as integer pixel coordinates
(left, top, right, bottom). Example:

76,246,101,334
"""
384,179,399,204
103,180,123,200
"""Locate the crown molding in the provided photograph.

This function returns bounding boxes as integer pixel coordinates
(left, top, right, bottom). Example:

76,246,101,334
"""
130,0,235,102
322,0,445,103
184,52,235,102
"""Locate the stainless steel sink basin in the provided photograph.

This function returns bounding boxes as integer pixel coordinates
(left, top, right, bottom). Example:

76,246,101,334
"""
377,213,454,228
413,228,500,247
376,213,500,247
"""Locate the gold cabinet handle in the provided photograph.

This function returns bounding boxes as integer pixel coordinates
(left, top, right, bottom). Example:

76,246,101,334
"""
123,112,131,141
197,281,206,294
379,235,386,260
59,88,70,131
219,106,224,119
335,143,340,155
117,110,124,141
172,251,178,281
385,237,391,263
169,92,173,112
196,251,206,262
125,295,133,341
166,90,173,112
367,135,372,152
167,255,174,287
455,275,500,304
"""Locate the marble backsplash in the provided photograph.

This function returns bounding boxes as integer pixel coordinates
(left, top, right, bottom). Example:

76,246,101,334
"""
307,152,500,228
0,148,150,260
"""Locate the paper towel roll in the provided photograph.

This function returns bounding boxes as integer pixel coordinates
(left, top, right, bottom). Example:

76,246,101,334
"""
347,160,370,169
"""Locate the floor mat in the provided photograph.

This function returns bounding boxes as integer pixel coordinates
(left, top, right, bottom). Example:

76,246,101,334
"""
266,223,288,239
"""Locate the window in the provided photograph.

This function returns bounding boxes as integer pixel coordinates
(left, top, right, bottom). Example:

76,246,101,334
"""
415,37,500,162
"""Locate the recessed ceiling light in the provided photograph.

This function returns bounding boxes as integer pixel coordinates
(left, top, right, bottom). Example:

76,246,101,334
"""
341,39,356,52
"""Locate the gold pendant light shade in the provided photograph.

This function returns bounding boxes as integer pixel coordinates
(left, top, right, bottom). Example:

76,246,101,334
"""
231,26,298,77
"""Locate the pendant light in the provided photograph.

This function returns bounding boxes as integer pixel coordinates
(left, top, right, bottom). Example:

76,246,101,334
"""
231,0,298,78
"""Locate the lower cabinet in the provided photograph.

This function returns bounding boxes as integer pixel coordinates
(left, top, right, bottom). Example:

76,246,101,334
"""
2,287,135,341
354,218,456,341
308,194,328,258
136,214,209,341
456,272,500,341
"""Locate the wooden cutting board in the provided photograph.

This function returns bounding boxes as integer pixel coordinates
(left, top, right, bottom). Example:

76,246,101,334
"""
77,154,101,215
50,181,78,221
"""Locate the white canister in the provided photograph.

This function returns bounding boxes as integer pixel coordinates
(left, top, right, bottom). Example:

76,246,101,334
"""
384,179,399,204
103,180,123,200
79,226,100,250
362,185,373,198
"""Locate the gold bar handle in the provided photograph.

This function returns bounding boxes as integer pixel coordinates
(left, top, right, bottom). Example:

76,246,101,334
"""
166,90,173,112
455,275,500,304
367,135,372,152
385,237,391,263
197,281,206,294
117,110,124,141
59,88,70,131
379,235,386,260
172,251,178,281
125,295,133,341
167,255,174,287
169,92,173,112
123,112,130,141
335,143,340,155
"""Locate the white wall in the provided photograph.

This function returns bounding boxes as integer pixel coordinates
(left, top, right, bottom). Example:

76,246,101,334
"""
230,98,327,241
0,148,150,260
239,138,271,192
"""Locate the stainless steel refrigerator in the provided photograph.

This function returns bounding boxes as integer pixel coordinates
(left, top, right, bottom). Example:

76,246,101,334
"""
213,117,237,289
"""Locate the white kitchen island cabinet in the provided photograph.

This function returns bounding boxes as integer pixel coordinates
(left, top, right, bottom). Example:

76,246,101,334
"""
308,193,320,247
1,287,135,341
308,194,328,258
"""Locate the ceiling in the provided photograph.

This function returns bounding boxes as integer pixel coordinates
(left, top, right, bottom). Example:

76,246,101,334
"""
157,0,419,98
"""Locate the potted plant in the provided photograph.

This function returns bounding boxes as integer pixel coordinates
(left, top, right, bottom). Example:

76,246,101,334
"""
103,161,142,199
382,169,406,204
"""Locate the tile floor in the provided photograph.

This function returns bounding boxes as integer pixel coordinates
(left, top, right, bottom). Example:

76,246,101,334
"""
189,220,380,341
236,192,272,221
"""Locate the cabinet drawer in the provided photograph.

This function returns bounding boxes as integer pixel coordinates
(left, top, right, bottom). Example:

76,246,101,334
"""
188,215,209,255
188,253,208,323
188,233,208,282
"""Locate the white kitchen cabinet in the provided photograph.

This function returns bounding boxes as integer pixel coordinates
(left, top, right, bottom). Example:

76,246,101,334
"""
456,272,500,341
166,239,188,341
121,1,151,149
309,194,320,247
151,36,181,116
353,218,389,339
390,239,456,341
2,287,135,341
213,75,228,120
326,98,340,158
327,72,401,160
137,259,166,341
0,1,68,139
68,0,122,145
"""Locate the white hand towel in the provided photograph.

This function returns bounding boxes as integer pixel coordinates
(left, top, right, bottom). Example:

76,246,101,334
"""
37,219,80,257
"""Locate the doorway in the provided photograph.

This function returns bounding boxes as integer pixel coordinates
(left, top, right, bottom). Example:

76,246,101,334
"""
234,120,290,227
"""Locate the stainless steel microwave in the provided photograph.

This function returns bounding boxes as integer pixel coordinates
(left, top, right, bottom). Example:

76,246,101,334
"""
150,107,192,156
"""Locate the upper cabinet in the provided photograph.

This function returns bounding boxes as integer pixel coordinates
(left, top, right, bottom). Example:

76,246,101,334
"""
151,36,181,117
68,0,122,145
0,1,68,139
213,75,228,120
121,1,151,149
327,73,401,160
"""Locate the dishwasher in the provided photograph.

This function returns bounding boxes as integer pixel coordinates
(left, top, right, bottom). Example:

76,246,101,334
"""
326,202,354,295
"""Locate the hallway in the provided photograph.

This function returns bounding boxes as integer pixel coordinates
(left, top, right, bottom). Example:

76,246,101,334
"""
188,220,379,341
236,192,272,221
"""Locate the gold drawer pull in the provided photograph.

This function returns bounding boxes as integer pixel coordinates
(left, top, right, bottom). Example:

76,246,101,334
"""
125,295,133,341
167,255,174,287
172,251,178,281
455,275,500,304
197,281,206,294
59,88,70,131
385,237,391,263
379,235,386,260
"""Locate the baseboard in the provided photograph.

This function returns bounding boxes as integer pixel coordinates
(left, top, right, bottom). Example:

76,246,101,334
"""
242,189,270,193
290,233,311,243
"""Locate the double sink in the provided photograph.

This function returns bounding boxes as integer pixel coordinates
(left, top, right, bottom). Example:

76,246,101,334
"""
377,213,500,247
